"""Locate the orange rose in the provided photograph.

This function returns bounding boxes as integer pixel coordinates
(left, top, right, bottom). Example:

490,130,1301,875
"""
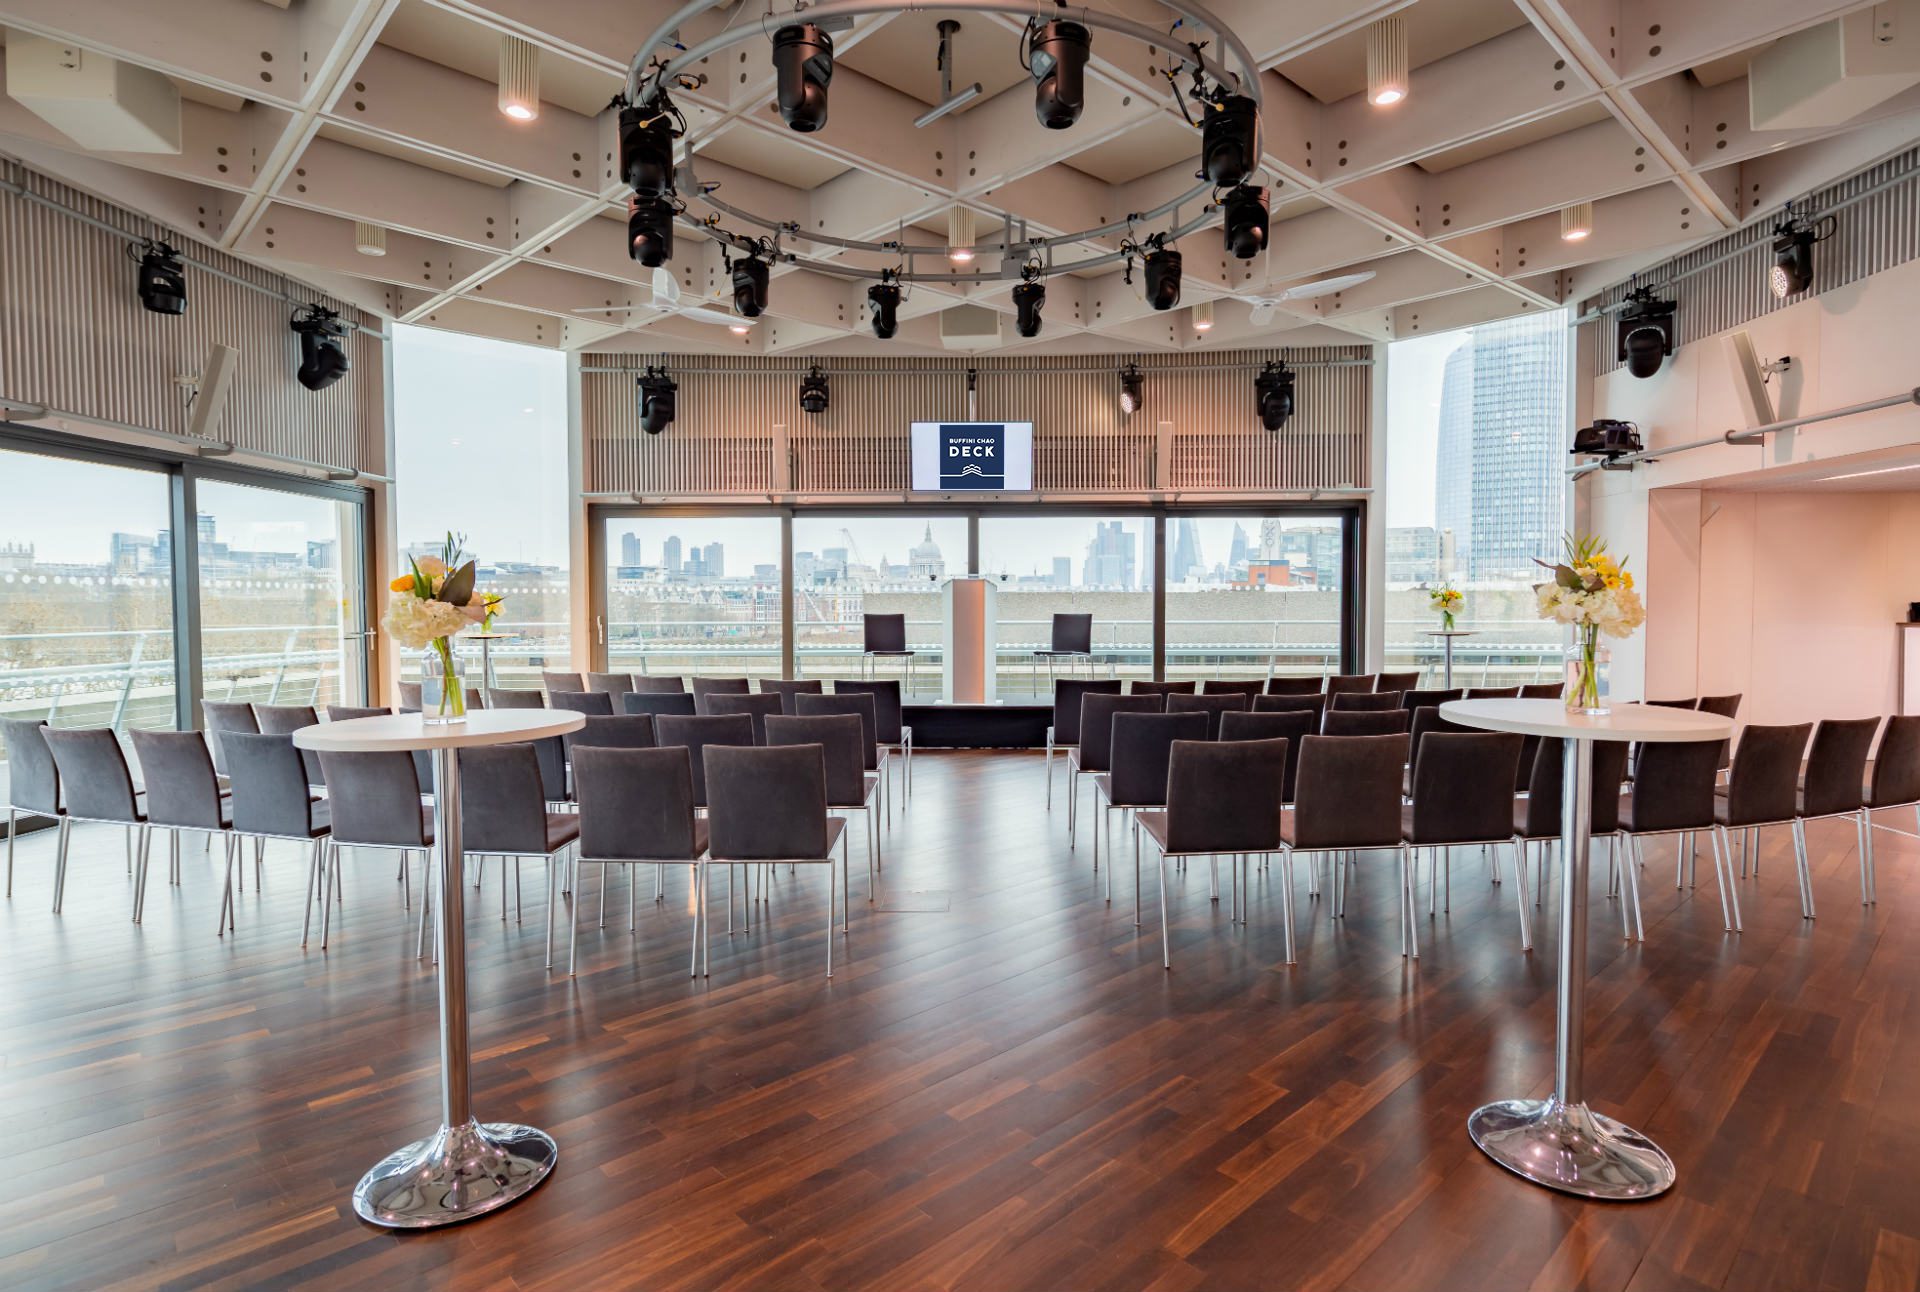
389,574,415,593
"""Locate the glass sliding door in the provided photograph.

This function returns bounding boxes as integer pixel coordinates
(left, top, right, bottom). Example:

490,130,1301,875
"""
193,477,367,710
602,516,784,684
978,516,1154,699
1164,514,1348,685
792,516,965,690
0,445,177,758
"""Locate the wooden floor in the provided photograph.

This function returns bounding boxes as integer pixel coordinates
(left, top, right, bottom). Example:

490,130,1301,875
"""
3,750,1918,1292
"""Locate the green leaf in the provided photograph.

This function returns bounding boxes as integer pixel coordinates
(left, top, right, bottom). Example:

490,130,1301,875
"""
1553,563,1582,590
437,558,476,607
408,556,433,599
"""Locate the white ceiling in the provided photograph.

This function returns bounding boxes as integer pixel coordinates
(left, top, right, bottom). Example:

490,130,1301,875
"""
0,0,1914,357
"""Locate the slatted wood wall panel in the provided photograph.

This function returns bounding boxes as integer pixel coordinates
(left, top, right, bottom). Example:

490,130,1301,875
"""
582,346,1372,496
1584,149,1920,378
0,164,383,473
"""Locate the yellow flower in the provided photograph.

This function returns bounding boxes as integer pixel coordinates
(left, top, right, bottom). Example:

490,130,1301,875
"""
389,574,415,593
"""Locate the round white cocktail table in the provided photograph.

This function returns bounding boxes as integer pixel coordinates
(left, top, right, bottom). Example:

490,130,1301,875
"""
294,708,583,1228
1422,628,1475,688
1440,698,1734,1201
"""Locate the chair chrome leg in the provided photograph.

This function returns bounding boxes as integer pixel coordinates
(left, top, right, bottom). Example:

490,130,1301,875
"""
842,831,851,934
1708,826,1741,932
688,862,702,978
569,861,582,975
4,805,14,900
1401,844,1418,958
545,857,556,969
1279,853,1296,963
826,856,835,979
1792,817,1815,919
1509,839,1532,952
702,863,711,977
1618,835,1645,941
1861,808,1877,904
132,825,153,924
1157,850,1171,970
1132,821,1141,927
52,816,71,913
320,841,336,949
217,834,237,937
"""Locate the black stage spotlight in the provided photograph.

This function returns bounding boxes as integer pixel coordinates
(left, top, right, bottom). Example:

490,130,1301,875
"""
1012,274,1046,338
1143,240,1182,311
1771,219,1817,299
731,250,770,318
799,365,830,414
135,240,187,315
1200,92,1261,187
627,195,674,267
1255,359,1294,431
1026,19,1090,129
773,24,834,132
290,306,351,392
1615,287,1676,380
619,99,678,197
1118,363,1144,416
1222,185,1268,260
868,276,902,339
638,367,677,434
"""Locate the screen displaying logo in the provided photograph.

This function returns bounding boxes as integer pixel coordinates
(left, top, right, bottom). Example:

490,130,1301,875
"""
937,423,1004,489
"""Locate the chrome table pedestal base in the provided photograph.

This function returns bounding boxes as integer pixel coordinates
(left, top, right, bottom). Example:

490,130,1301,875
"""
353,1118,558,1228
1468,1095,1675,1200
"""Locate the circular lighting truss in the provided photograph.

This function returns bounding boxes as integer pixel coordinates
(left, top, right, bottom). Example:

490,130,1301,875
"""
619,0,1269,287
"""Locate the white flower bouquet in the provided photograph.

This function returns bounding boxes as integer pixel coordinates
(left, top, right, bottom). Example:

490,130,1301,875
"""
384,533,488,720
1534,533,1644,713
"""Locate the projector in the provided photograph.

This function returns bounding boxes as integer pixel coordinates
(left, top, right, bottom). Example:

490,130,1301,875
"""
1571,418,1643,460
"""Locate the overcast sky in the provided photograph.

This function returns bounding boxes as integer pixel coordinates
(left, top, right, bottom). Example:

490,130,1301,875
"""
1384,329,1465,531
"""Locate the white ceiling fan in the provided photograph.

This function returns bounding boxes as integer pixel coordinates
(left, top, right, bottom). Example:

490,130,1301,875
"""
570,266,750,329
1243,270,1377,326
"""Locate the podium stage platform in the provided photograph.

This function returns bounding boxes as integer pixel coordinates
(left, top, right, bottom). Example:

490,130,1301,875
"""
904,702,1051,749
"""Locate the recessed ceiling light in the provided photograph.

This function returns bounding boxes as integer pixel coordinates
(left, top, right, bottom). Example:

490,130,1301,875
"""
1366,18,1408,107
499,36,540,122
729,322,752,335
1192,299,1214,331
353,221,387,257
1561,201,1594,242
948,207,975,265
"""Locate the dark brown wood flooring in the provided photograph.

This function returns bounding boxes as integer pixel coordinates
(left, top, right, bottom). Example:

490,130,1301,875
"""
2,750,1917,1292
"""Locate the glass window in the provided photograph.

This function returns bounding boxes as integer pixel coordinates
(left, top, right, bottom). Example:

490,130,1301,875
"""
195,478,366,710
603,517,783,684
792,517,965,690
1164,515,1344,685
392,324,570,692
0,447,176,758
1386,310,1569,687
978,516,1153,699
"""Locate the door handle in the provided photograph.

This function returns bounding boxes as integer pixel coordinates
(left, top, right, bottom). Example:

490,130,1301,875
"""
596,615,605,646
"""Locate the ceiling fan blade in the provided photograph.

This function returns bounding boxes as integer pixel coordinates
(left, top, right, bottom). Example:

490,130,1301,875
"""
1278,270,1377,301
1248,302,1277,326
570,304,660,316
651,266,683,307
681,305,748,326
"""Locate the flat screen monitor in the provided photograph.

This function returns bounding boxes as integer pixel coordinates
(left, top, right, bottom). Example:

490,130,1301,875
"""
910,421,1034,492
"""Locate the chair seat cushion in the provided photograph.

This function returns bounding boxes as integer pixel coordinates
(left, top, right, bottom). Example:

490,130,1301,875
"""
693,819,711,856
823,816,847,854
544,812,582,852
1136,809,1170,852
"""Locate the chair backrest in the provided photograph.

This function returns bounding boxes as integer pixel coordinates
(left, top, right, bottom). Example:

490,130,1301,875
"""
690,677,752,714
200,699,259,776
704,692,785,744
1798,717,1880,817
1108,711,1209,806
1406,732,1525,845
834,679,905,744
1325,674,1377,696
1051,678,1123,745
1253,693,1326,725
1199,679,1264,696
550,690,615,718
1644,697,1698,709
1518,682,1563,699
585,671,635,698
1164,738,1287,854
1625,740,1723,833
862,613,908,654
1871,715,1920,808
317,750,428,847
1264,676,1324,696
1721,722,1813,826
1465,686,1519,699
758,678,824,714
1050,613,1093,654
766,713,867,806
398,681,424,709
1219,709,1314,802
1407,705,1471,776
222,731,324,838
1375,671,1419,692
0,718,60,815
1519,737,1631,837
705,744,831,861
1076,693,1164,771
1165,691,1250,738
486,689,544,709
255,703,324,786
1291,733,1409,850
325,705,390,722
457,744,552,854
573,746,700,861
1321,708,1412,736
326,706,420,791
1696,693,1743,770
541,671,584,697
41,728,140,823
624,691,697,719
1331,691,1402,712
1402,687,1464,710
632,674,689,694
1129,680,1196,697
794,692,879,768
574,714,658,751
653,713,756,807
130,730,224,830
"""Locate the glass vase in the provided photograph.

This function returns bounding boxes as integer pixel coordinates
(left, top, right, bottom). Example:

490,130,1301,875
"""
1441,611,1456,632
1564,633,1610,716
420,641,468,725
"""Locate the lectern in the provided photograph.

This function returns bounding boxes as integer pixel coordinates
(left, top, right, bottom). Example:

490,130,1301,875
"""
941,576,998,704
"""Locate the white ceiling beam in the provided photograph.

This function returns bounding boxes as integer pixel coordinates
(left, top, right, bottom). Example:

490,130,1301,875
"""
1391,283,1554,337
270,133,511,249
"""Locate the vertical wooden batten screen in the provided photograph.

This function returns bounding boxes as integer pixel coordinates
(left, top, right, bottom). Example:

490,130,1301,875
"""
581,346,1372,496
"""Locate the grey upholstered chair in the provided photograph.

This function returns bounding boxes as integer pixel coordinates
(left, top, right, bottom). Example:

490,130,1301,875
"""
835,679,912,807
758,678,823,713
255,704,324,788
2,718,62,900
1792,716,1881,904
541,670,585,698
1129,680,1196,698
480,692,568,804
1219,709,1314,805
1618,740,1733,932
1464,686,1519,699
1140,737,1289,966
1716,723,1814,917
200,699,259,778
585,672,635,699
653,714,756,808
794,692,879,771
550,690,615,718
130,730,231,926
1264,676,1324,696
768,712,881,894
690,677,751,714
1035,612,1094,685
486,689,544,709
40,727,148,921
1407,705,1473,788
1253,693,1327,728
1166,691,1250,739
704,692,786,745
1330,691,1403,712
327,705,424,795
1401,688,1464,711
702,744,848,978
1284,733,1414,954
1862,715,1920,905
1094,711,1209,917
398,681,424,710
631,675,689,694
458,744,581,961
1515,736,1631,924
315,750,433,953
624,691,697,719
1375,671,1419,693
1518,682,1563,699
1199,679,1265,697
573,715,657,751
1321,708,1411,736
860,613,915,690
1067,693,1164,849
571,745,708,976
222,731,332,944
1045,679,1123,809
1402,732,1526,947
1324,674,1377,697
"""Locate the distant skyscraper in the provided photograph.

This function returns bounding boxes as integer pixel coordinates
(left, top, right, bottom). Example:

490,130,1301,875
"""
702,542,724,578
663,536,682,574
1228,523,1251,570
620,532,642,567
1434,339,1474,577
1051,556,1071,587
1082,521,1137,588
1169,518,1204,583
